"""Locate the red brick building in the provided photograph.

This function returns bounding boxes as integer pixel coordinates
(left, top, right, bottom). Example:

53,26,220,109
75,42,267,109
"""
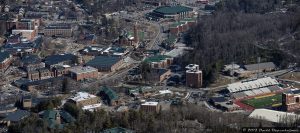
282,89,300,112
140,102,160,113
69,66,98,81
0,51,13,72
16,19,36,30
186,64,203,88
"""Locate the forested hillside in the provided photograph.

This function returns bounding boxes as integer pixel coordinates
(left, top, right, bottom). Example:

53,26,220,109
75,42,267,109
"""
182,0,300,85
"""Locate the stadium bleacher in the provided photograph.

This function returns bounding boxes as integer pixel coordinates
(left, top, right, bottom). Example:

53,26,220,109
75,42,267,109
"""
227,77,279,93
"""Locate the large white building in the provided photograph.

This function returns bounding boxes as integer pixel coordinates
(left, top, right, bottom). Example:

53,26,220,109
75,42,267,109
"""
227,77,281,99
227,77,279,93
68,92,101,111
249,109,299,124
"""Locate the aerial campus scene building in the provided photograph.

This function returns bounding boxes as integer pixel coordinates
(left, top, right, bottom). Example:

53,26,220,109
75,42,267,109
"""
0,0,300,133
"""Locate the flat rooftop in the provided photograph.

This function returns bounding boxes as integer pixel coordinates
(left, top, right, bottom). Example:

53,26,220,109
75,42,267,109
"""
69,92,97,102
153,6,193,15
82,103,102,111
45,24,72,29
86,56,122,68
249,109,299,123
69,66,98,74
142,102,159,106
144,55,171,63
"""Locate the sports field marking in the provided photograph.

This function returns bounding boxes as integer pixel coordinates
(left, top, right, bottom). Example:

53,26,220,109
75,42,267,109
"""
254,94,275,99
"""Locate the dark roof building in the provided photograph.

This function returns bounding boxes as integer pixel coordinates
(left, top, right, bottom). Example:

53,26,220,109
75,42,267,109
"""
20,54,41,65
152,6,193,19
86,56,122,72
148,68,171,82
60,111,75,123
0,51,13,72
44,54,77,68
99,86,119,106
2,110,30,126
3,36,42,55
244,62,276,72
19,55,45,71
42,110,64,129
0,51,11,63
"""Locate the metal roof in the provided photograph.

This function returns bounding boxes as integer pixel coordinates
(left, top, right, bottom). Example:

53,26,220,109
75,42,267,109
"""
3,110,30,122
244,62,276,71
44,54,76,66
86,56,121,68
0,51,11,63
20,54,41,65
69,66,98,74
100,86,118,100
249,109,299,123
144,55,171,63
153,6,193,15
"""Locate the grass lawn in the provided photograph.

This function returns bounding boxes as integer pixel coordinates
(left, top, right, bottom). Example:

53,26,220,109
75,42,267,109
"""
241,94,282,108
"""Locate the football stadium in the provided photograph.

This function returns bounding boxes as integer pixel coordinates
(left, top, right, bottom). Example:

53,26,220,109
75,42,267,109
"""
241,94,282,108
223,77,291,110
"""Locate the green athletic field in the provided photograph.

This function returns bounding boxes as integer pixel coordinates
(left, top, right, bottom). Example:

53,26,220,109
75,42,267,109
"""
241,94,282,108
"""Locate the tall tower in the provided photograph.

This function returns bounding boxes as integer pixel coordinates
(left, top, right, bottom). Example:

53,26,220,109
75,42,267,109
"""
133,22,139,44
185,64,203,88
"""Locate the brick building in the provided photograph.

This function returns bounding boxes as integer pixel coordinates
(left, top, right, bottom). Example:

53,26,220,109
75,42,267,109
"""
282,89,300,112
144,55,173,69
19,55,45,72
27,70,40,81
0,51,13,72
86,56,123,72
169,18,196,36
69,66,98,81
186,64,203,88
99,86,119,106
147,68,171,83
140,102,160,113
6,34,21,45
44,54,77,69
44,24,72,37
16,19,39,30
68,92,101,110
23,77,65,92
22,95,32,109
52,66,70,77
12,29,36,41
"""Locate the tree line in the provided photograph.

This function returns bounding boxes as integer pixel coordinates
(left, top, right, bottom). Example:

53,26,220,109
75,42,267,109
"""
10,103,294,133
181,0,300,86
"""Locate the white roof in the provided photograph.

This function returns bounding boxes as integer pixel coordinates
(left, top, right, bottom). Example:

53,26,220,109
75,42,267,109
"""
165,47,186,58
224,64,240,71
103,47,111,53
69,66,98,74
82,103,102,111
12,29,35,32
69,92,97,102
159,90,172,95
141,102,158,106
227,77,279,93
185,64,199,70
249,109,300,123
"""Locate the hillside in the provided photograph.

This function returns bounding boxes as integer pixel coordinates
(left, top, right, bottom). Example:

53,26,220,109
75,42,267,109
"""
182,0,300,85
